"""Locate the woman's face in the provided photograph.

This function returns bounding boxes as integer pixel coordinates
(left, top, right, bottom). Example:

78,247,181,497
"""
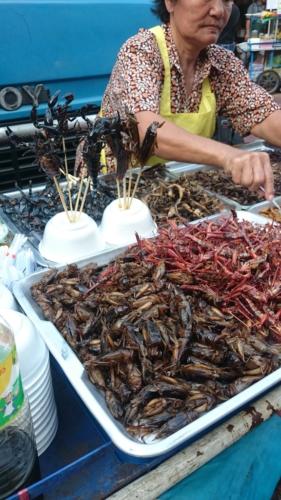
165,0,233,49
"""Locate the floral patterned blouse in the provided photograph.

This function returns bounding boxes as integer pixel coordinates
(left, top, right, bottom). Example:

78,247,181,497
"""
102,23,279,136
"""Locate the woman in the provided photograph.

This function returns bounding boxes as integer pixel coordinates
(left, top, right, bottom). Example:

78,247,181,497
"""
101,0,281,200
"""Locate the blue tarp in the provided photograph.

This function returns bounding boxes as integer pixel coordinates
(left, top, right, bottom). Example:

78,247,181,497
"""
160,414,281,500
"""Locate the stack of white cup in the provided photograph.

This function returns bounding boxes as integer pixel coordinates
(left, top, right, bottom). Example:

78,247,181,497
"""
0,283,19,311
0,307,58,455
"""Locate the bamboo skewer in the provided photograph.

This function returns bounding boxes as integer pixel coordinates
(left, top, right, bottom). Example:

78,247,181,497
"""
123,177,127,209
62,137,74,217
78,177,91,218
53,176,71,222
127,167,133,207
66,171,89,188
74,174,85,220
129,168,142,208
116,179,122,208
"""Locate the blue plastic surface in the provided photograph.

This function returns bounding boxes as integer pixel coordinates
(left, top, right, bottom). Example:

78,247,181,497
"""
6,355,281,499
8,356,166,499
160,415,281,500
0,0,158,122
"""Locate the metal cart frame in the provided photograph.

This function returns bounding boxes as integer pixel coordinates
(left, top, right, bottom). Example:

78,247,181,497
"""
237,13,281,93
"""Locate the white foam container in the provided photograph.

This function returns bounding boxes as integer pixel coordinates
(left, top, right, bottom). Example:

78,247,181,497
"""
32,393,56,425
0,309,58,455
28,379,53,409
36,406,58,438
0,309,48,382
0,139,270,270
0,283,19,311
100,198,157,246
13,211,281,458
39,211,105,264
36,410,58,456
28,378,52,405
24,354,50,394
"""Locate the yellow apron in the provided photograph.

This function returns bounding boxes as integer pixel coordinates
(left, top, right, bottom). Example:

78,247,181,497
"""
147,25,216,165
100,25,216,171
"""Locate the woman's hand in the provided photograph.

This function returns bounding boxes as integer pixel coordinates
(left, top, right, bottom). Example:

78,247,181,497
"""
222,150,274,200
135,111,276,200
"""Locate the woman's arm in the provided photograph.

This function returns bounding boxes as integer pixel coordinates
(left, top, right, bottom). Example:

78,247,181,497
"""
137,110,274,200
250,110,281,147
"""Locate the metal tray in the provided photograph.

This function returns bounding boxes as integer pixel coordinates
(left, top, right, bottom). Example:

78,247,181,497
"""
166,140,273,210
248,196,281,219
0,165,230,268
152,163,241,213
12,210,280,458
164,165,253,211
0,184,137,268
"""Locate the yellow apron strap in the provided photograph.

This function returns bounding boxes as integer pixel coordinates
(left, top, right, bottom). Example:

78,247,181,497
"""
100,148,107,173
150,26,213,118
199,78,213,113
150,26,171,116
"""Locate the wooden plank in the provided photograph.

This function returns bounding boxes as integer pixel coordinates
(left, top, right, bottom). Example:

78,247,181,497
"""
108,386,281,500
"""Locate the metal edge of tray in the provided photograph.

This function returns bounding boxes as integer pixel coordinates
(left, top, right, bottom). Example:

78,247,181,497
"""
12,210,279,458
165,140,273,209
0,170,233,268
36,237,132,269
164,164,257,210
165,162,212,176
165,164,264,211
248,196,281,217
0,208,15,240
234,139,273,153
197,210,270,225
0,185,137,269
0,164,175,267
204,190,243,210
0,206,55,268
208,192,266,212
0,206,46,263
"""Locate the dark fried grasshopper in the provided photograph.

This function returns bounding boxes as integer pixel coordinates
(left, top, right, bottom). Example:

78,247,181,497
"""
31,214,281,440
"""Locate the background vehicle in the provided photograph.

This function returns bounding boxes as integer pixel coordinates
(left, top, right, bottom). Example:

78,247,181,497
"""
0,0,157,189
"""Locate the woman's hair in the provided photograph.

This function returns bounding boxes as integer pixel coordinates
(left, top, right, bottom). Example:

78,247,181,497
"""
151,0,170,23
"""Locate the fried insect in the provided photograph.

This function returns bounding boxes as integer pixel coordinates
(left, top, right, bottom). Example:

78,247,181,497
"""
31,212,281,441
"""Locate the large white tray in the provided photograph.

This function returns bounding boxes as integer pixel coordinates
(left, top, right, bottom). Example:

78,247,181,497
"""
13,212,281,458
